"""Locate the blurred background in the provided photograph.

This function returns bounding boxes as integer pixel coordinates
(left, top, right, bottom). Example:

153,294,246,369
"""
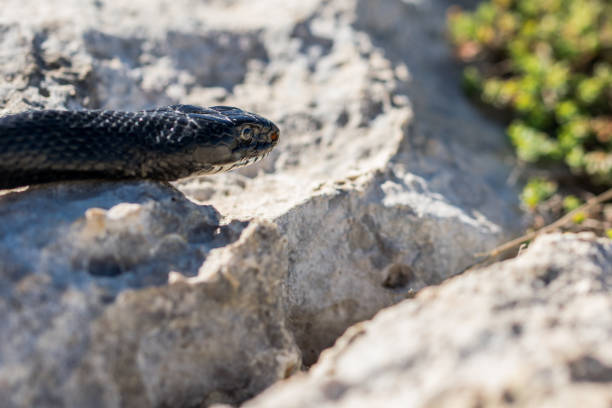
448,0,611,236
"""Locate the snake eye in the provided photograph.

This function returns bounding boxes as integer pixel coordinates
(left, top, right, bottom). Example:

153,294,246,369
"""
240,127,253,141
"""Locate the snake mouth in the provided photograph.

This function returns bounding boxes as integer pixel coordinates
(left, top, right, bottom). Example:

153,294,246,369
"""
206,151,271,174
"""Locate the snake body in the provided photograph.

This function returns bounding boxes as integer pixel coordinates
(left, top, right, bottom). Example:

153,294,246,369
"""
0,104,279,189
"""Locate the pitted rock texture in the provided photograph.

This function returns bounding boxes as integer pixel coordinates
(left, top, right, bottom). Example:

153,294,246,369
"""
1,0,526,406
0,185,299,406
244,233,612,408
1,203,300,407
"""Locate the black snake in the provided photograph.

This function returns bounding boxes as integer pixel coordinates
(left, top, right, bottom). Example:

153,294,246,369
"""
0,104,279,189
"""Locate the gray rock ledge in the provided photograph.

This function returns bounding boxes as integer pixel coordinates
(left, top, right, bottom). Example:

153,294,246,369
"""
244,233,612,408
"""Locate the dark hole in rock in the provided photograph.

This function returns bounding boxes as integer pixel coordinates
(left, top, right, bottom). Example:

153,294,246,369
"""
510,322,523,336
502,389,515,404
383,263,415,289
568,355,612,383
533,266,561,286
336,110,349,127
88,257,122,277
322,379,349,401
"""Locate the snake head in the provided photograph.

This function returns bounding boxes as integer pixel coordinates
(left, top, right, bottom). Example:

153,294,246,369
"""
184,105,280,174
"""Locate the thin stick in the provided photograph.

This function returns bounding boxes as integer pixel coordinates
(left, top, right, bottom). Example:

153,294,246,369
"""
475,187,612,259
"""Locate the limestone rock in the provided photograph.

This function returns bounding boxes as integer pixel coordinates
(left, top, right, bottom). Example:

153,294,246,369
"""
0,183,300,407
244,233,612,408
0,0,525,406
176,0,523,363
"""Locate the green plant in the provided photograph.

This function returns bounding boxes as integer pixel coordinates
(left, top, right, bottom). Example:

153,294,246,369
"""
562,194,583,211
521,178,558,208
448,0,612,188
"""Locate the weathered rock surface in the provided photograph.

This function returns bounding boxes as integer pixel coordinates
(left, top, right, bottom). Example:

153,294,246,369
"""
244,233,612,408
176,0,523,364
0,184,300,406
0,0,526,406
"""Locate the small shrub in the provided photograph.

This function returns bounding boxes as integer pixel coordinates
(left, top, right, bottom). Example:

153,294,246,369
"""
448,0,612,189
562,195,583,212
521,179,557,208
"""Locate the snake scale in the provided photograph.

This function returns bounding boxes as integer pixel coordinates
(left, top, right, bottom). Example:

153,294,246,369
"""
0,104,279,189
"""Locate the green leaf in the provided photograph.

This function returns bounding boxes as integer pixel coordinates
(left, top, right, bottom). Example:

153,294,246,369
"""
521,178,558,208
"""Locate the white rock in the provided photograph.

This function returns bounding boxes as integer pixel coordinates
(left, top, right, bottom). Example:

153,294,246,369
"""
245,233,612,408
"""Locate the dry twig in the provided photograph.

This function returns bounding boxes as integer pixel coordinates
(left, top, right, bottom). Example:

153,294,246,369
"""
472,187,612,262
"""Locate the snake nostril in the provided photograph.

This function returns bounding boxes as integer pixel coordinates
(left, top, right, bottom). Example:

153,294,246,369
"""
270,131,279,142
